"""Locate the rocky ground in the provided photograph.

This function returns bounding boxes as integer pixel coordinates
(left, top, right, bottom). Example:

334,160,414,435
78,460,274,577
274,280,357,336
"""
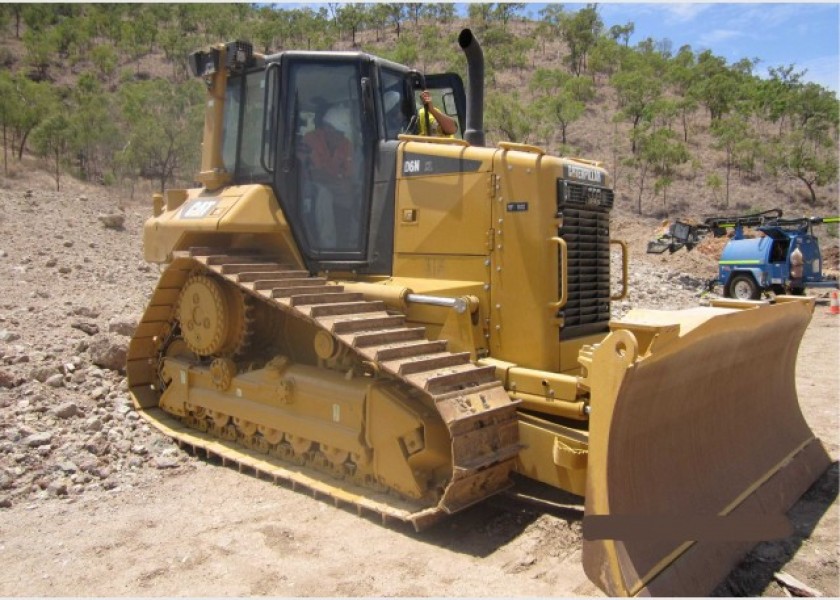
0,165,837,596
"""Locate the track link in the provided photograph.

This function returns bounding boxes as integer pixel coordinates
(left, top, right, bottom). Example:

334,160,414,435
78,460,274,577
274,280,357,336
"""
128,248,521,529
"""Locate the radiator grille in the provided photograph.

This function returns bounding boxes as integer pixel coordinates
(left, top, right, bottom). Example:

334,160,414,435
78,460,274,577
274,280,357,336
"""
557,181,613,340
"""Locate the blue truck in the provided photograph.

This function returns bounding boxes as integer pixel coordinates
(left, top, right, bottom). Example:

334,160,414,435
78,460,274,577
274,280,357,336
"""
648,209,839,299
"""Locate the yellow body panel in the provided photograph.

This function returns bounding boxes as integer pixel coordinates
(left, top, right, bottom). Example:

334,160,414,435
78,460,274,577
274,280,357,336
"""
143,184,302,266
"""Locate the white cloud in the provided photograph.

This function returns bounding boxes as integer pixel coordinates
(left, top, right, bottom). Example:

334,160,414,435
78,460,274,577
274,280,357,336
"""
698,29,745,46
660,3,712,24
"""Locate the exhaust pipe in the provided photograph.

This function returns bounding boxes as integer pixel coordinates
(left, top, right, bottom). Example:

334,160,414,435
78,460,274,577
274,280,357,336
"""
458,29,485,147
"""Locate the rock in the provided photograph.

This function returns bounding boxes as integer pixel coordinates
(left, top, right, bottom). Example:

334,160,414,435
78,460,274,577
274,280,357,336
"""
71,321,99,336
47,478,69,496
0,370,21,389
97,213,125,229
53,402,78,419
24,189,33,199
153,456,180,469
22,432,53,447
45,258,57,268
88,334,127,371
84,417,103,432
45,373,64,388
72,307,100,319
57,461,78,474
108,318,136,337
83,435,109,456
58,266,72,274
0,496,11,508
0,329,20,342
30,365,59,383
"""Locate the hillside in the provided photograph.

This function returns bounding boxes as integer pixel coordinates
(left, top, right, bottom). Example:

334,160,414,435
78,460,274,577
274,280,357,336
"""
1,4,838,223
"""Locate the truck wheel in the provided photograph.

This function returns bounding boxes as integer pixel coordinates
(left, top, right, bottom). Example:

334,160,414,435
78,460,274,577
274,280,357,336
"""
728,274,760,300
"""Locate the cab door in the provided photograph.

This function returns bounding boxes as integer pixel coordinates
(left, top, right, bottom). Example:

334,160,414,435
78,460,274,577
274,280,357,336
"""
273,55,375,270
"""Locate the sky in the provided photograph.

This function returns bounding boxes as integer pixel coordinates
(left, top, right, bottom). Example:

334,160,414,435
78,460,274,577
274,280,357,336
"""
521,2,840,93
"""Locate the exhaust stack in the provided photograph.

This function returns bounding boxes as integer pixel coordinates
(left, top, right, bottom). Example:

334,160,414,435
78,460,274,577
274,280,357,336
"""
458,29,485,147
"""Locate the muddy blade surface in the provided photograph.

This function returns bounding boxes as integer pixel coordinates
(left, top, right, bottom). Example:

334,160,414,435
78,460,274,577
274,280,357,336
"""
582,301,831,597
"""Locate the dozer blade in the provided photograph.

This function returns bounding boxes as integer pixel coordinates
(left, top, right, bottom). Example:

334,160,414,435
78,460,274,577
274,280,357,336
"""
580,299,831,596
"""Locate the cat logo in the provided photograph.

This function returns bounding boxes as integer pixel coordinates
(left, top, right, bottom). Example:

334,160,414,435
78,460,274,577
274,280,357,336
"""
566,164,603,184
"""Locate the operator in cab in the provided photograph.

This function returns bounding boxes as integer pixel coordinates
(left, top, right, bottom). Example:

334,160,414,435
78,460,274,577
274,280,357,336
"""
417,90,457,137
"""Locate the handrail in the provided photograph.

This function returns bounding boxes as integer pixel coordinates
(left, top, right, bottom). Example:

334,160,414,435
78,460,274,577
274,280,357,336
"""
610,239,629,301
567,156,604,168
550,237,568,310
397,134,470,146
498,141,545,155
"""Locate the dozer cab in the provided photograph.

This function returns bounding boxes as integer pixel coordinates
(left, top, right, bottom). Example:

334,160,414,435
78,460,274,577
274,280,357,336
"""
127,30,830,596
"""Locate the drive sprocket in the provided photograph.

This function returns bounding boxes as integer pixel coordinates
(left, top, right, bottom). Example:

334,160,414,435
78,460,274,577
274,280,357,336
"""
177,273,251,357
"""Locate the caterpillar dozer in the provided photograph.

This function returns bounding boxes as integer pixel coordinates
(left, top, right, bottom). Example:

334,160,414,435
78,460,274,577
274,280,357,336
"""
127,30,830,596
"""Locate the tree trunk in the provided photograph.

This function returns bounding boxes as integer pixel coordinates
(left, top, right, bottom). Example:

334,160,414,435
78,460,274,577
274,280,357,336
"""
637,166,648,214
54,147,61,191
798,176,817,204
631,115,640,153
725,150,731,207
18,128,32,160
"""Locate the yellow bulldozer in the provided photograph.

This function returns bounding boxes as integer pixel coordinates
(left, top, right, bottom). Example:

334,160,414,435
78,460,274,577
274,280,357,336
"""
127,30,830,596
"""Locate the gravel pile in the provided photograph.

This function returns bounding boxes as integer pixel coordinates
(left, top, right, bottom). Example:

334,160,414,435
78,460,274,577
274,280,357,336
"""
0,172,185,509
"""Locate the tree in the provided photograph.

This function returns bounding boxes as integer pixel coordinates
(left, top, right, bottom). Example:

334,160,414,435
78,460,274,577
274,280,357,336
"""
91,45,118,82
628,127,689,214
22,27,56,80
608,22,635,47
486,90,538,144
32,113,70,190
118,79,203,192
530,68,592,145
493,3,526,30
588,37,622,83
537,4,564,60
559,4,603,76
692,50,740,121
468,4,494,32
421,4,456,25
67,73,121,182
10,75,55,159
612,66,662,153
368,4,391,42
767,129,838,205
336,4,366,46
385,4,405,39
0,71,15,175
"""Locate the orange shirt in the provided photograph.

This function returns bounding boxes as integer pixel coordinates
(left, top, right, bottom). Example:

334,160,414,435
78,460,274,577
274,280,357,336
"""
303,127,352,179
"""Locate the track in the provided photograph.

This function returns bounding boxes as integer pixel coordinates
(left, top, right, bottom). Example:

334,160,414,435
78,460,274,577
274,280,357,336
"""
127,248,521,530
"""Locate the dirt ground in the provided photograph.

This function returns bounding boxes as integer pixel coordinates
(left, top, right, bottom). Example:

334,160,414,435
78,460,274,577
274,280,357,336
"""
0,168,837,597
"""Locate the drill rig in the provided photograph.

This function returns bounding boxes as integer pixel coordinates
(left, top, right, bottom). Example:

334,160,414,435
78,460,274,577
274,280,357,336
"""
649,209,839,298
